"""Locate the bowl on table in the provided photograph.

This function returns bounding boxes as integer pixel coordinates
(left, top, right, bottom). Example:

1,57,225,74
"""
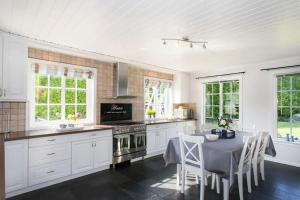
205,134,219,141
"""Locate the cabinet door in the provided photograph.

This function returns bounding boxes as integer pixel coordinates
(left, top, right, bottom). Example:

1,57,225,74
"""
2,34,27,100
71,140,93,174
157,129,167,151
146,130,157,154
93,137,112,168
0,34,3,92
5,140,28,193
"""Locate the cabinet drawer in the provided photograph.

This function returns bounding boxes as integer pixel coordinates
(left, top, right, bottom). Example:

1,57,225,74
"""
29,160,71,186
71,130,112,142
147,124,167,130
29,135,71,147
29,144,71,167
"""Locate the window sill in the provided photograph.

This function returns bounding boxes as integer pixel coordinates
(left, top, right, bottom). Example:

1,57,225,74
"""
272,138,300,146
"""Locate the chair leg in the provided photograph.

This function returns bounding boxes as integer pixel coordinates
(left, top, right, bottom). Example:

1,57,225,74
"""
238,173,244,200
260,161,265,181
216,174,220,194
211,173,216,190
200,176,205,200
181,169,185,193
204,176,208,186
253,163,258,186
176,164,181,188
246,171,252,193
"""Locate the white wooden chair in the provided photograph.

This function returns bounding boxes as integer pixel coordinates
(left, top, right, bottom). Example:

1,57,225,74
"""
179,135,211,200
252,131,269,186
235,136,257,200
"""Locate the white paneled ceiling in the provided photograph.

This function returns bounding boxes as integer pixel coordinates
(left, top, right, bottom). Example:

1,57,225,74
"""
0,0,300,72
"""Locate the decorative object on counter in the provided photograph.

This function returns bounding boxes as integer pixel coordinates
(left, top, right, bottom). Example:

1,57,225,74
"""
146,108,156,119
67,113,81,127
59,124,67,129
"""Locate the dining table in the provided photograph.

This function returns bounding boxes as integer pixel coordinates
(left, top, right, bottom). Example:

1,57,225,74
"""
163,131,276,200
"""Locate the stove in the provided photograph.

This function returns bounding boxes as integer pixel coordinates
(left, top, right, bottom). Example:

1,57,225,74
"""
100,103,147,165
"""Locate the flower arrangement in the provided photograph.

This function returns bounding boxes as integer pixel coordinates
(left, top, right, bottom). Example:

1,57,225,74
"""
218,117,232,129
67,113,81,124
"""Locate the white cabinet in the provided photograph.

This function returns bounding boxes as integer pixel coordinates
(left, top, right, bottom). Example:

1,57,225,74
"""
71,140,94,174
5,140,28,193
93,138,112,168
0,34,27,101
146,121,197,157
72,131,112,174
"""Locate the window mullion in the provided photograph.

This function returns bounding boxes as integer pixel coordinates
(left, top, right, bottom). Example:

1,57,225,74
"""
220,82,223,118
62,77,66,120
47,75,50,121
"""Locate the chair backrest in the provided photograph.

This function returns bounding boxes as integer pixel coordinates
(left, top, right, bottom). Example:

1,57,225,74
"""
253,131,269,160
239,136,257,171
179,135,205,171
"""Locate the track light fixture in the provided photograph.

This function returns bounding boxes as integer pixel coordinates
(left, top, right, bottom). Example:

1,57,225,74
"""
161,37,207,49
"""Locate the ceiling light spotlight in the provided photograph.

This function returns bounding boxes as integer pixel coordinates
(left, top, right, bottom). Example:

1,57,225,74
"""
203,43,206,49
190,43,193,48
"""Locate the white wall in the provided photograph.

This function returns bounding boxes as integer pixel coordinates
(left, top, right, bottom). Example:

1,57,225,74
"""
190,56,300,167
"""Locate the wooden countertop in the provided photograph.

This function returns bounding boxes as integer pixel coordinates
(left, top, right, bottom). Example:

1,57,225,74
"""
2,125,113,141
144,119,197,125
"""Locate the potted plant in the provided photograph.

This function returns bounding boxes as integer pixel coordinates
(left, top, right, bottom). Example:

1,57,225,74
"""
218,117,235,138
146,108,156,119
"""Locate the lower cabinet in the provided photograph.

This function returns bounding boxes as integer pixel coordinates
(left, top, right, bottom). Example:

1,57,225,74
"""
5,130,113,196
5,140,28,193
146,121,196,157
72,137,112,174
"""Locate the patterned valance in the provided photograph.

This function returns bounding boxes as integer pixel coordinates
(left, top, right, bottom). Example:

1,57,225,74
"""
32,63,94,79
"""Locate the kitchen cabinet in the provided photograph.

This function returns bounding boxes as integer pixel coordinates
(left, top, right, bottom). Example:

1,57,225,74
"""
0,33,28,101
146,121,196,157
72,133,112,174
72,140,94,174
5,140,28,193
5,129,112,197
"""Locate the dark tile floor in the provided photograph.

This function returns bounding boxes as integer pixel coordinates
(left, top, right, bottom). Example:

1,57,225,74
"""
9,155,300,200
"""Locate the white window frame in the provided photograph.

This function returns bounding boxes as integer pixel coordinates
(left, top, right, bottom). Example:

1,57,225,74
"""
200,74,243,127
271,68,300,140
144,76,173,120
27,59,97,129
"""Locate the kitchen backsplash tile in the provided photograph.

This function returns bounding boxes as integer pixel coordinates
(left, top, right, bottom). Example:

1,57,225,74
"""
0,102,26,133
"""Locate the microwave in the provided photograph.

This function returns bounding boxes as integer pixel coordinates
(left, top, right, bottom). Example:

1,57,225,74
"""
174,108,193,120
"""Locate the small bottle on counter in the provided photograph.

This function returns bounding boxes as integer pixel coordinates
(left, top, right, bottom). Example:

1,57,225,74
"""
286,133,290,142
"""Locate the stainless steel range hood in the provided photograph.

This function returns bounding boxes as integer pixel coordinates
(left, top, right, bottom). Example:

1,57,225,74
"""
112,62,136,99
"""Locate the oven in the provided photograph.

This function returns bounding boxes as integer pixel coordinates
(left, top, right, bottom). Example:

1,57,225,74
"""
100,103,147,165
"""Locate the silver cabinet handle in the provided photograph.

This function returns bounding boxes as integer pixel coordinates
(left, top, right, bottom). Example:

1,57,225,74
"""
47,139,56,142
47,153,55,156
91,133,96,137
3,89,6,97
0,89,2,97
47,170,55,174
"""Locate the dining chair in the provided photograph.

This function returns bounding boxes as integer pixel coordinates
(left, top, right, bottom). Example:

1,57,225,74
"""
252,131,269,186
236,136,257,200
179,135,211,200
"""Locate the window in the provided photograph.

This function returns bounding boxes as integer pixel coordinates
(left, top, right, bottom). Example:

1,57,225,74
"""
29,61,96,128
276,74,300,138
204,80,240,127
144,77,172,119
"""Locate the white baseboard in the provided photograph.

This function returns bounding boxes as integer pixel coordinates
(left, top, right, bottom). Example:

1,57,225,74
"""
265,157,300,168
6,165,110,198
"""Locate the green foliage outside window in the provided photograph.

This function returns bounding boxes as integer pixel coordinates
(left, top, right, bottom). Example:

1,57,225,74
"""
205,81,240,128
277,75,300,138
35,74,87,122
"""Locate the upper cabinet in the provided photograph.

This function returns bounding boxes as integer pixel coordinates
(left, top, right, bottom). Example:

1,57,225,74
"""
0,33,28,101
